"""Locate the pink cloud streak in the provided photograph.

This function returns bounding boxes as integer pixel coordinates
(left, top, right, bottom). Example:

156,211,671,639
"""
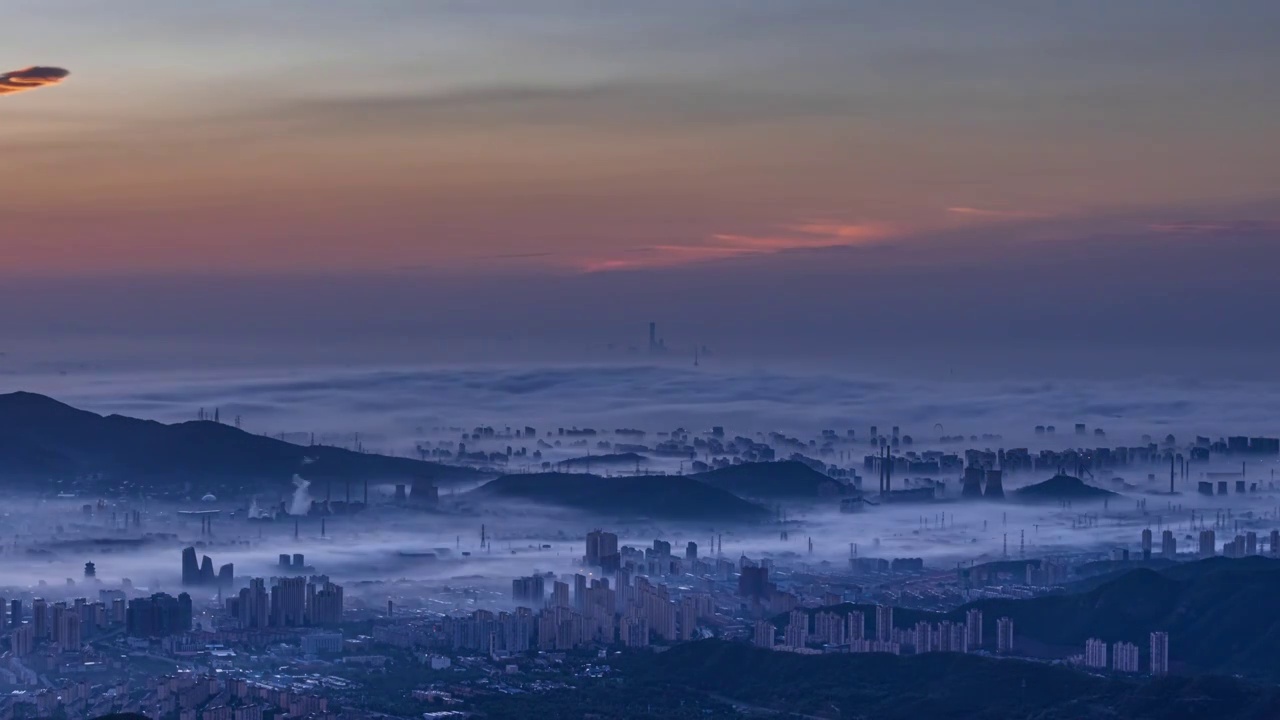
580,222,894,272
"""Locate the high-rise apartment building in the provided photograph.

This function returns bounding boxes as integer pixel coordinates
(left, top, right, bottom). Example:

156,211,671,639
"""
1149,631,1169,676
32,598,47,640
307,580,344,625
996,617,1014,654
1085,638,1108,668
875,605,893,643
585,530,619,568
1113,641,1140,673
552,581,570,609
271,576,307,627
813,611,845,645
679,596,699,642
753,620,775,649
783,610,808,648
965,609,983,649
1199,530,1216,558
846,611,865,642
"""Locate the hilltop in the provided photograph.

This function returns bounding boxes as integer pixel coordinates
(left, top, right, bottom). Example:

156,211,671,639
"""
469,472,770,522
558,452,648,470
0,392,482,491
1013,473,1118,501
692,460,845,499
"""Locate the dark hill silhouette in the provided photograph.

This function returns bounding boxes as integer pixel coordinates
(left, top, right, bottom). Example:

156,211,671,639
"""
692,460,845,499
610,640,1280,720
1014,473,1117,501
470,471,769,522
0,392,481,488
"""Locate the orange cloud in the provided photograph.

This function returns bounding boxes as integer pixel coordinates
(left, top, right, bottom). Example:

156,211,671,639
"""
580,221,893,272
0,66,70,96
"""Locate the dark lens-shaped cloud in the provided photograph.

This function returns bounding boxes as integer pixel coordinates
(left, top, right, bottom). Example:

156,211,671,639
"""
0,66,70,96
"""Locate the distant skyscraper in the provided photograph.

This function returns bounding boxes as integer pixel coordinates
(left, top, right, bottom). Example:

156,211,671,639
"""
996,617,1014,654
181,547,199,586
32,598,47,639
965,609,983,649
271,577,307,627
783,610,807,648
1141,529,1152,560
875,605,893,643
1150,631,1170,676
585,530,618,568
1199,530,1216,558
512,575,546,605
57,612,81,652
305,580,344,625
1084,638,1108,668
1113,641,1140,673
552,581,570,609
846,611,865,642
1161,530,1176,558
737,566,770,600
753,619,775,649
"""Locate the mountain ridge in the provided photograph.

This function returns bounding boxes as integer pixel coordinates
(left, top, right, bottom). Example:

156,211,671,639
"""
0,391,482,490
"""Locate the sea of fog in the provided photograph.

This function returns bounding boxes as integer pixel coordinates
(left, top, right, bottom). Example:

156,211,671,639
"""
5,363,1279,457
2,362,1278,597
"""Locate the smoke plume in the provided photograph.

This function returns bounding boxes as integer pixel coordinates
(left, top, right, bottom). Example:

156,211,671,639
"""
289,474,312,516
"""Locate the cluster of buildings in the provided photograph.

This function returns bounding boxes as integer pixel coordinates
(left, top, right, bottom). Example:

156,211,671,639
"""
127,671,332,720
758,607,1015,657
1079,632,1170,675
412,570,710,654
0,591,136,655
223,576,344,630
1193,528,1280,559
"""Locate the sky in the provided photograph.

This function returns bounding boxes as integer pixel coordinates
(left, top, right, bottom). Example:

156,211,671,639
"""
3,1,1280,373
